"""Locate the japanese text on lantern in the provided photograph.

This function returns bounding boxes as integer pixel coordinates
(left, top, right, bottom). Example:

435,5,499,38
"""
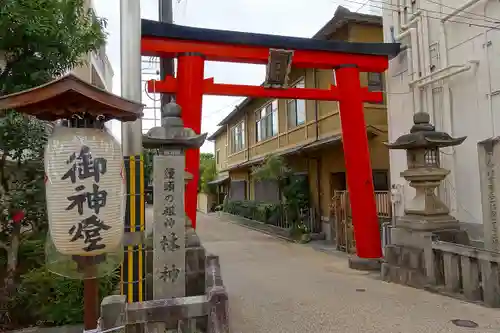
62,145,111,252
161,167,179,255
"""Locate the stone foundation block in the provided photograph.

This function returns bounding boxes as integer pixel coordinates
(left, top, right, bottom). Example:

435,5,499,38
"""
348,256,381,271
384,245,401,265
381,263,427,288
186,246,206,296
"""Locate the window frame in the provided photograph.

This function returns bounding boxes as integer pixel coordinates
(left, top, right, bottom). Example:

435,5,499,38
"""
367,72,385,104
287,78,306,129
255,99,278,142
215,149,220,165
230,120,245,153
372,170,389,191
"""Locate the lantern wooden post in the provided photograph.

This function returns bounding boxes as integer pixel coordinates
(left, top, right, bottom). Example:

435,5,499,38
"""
0,74,144,331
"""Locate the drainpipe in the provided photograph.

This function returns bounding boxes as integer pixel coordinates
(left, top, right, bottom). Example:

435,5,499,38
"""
409,64,470,86
420,11,434,122
416,61,477,89
441,0,482,23
400,10,422,31
400,10,434,121
396,28,421,113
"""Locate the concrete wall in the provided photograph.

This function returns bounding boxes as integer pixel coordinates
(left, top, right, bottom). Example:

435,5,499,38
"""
382,0,500,241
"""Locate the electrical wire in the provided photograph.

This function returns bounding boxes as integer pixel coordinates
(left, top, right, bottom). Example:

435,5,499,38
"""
141,0,500,126
336,0,500,29
354,0,372,13
360,0,500,24
390,0,500,24
424,0,500,23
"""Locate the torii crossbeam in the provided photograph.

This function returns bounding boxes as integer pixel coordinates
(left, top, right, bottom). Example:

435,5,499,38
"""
141,19,400,260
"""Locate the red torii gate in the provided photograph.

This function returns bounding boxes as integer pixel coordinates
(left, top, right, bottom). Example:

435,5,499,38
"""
141,20,400,259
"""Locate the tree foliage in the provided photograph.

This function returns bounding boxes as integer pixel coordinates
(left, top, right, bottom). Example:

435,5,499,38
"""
199,153,217,194
0,0,107,328
0,0,107,94
251,154,310,224
251,154,291,188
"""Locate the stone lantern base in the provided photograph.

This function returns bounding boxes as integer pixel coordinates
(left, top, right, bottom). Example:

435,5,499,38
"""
396,213,461,231
382,221,470,288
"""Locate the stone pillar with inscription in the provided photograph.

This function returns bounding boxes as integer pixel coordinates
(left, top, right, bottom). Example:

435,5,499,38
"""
382,112,468,287
143,102,207,299
478,138,500,251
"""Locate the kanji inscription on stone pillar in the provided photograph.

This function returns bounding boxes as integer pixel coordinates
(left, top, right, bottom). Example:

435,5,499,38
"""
153,150,186,298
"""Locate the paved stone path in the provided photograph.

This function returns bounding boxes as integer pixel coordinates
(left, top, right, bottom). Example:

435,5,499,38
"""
196,213,500,333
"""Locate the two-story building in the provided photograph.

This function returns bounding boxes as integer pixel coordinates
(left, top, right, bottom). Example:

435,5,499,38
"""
208,6,392,241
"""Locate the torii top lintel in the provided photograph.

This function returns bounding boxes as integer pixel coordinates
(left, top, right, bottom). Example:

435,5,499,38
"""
141,20,400,73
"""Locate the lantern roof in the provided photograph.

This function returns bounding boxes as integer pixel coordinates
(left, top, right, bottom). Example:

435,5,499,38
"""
385,112,466,150
0,74,144,122
142,102,207,149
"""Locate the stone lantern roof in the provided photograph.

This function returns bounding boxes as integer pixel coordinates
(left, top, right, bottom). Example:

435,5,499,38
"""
385,112,466,150
142,102,207,149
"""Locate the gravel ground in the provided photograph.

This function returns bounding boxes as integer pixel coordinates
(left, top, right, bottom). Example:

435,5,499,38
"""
195,212,500,333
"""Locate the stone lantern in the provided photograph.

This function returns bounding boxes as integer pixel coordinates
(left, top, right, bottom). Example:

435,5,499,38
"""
385,112,466,230
142,102,207,301
382,112,469,288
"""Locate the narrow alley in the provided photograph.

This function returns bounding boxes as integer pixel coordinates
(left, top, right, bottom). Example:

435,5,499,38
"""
196,213,500,333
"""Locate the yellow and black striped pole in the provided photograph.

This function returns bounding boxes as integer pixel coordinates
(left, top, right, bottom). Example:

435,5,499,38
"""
119,0,145,304
121,155,146,302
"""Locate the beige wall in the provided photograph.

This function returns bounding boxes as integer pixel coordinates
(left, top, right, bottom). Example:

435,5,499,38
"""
197,192,215,214
214,129,229,172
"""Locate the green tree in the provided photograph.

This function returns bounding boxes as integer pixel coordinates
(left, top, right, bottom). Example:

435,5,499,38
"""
0,0,106,94
199,153,217,193
251,154,291,194
0,0,106,327
252,154,309,225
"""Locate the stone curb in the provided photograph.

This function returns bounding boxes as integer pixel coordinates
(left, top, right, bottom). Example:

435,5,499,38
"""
213,212,296,243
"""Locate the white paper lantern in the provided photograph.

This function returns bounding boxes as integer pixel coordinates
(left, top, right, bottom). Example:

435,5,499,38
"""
45,126,125,256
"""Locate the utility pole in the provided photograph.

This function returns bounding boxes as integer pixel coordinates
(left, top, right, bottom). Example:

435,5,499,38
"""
120,0,146,304
159,0,174,107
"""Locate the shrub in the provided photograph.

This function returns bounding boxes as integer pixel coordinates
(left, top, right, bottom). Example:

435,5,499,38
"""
223,200,282,224
10,265,118,327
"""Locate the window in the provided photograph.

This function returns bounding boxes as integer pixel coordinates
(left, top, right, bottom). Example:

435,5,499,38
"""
367,72,383,92
215,149,220,165
287,79,306,128
230,121,245,153
229,180,247,200
367,72,384,104
256,100,278,142
373,170,389,191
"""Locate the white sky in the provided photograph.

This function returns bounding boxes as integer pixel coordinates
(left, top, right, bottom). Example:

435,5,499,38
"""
93,0,380,153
